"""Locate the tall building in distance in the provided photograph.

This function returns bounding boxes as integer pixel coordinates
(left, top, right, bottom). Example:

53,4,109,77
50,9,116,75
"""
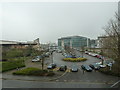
58,36,91,50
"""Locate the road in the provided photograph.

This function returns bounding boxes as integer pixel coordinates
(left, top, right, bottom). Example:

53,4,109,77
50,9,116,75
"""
2,80,112,88
2,51,120,88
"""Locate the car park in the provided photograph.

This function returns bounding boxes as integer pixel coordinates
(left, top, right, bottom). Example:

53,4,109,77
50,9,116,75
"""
89,64,100,70
59,65,67,71
81,65,92,72
47,63,56,69
70,66,78,72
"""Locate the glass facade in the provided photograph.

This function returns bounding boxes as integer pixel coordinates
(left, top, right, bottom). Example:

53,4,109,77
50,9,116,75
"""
58,36,90,50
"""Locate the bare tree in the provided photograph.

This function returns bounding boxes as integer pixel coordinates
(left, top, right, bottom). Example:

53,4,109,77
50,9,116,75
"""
102,13,120,63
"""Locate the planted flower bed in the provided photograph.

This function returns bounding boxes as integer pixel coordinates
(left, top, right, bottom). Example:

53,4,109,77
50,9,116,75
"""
63,58,87,62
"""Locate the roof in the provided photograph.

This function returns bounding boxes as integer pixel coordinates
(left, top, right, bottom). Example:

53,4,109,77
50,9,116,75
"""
0,40,37,45
58,35,88,40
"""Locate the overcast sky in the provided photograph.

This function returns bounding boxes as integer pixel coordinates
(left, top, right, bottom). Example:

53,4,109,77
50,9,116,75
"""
1,2,118,43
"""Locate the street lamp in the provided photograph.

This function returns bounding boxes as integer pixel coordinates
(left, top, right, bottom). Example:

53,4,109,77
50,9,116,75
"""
51,51,53,63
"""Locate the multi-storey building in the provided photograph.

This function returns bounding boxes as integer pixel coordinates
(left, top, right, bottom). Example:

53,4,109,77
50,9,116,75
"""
58,36,91,50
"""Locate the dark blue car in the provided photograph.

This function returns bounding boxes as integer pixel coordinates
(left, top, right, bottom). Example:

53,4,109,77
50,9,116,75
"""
81,65,92,72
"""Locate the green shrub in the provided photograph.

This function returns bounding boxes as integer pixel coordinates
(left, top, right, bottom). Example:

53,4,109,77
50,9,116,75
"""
13,67,55,76
13,67,40,75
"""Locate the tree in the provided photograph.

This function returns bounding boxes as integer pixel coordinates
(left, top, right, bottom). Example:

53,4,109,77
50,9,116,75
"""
64,45,75,56
102,13,120,63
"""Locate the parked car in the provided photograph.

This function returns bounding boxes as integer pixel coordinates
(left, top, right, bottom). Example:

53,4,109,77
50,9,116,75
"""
106,62,112,67
71,66,78,72
99,64,106,68
44,52,50,57
96,55,103,59
36,56,42,59
96,62,102,65
81,65,92,72
76,56,81,58
62,53,67,56
85,51,89,54
32,58,40,62
59,65,67,71
47,63,56,69
65,55,73,58
89,64,100,70
92,54,98,57
88,52,92,56
58,50,61,52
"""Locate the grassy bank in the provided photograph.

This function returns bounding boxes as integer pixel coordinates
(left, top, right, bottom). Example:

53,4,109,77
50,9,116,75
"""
1,46,43,72
13,67,55,76
1,59,25,72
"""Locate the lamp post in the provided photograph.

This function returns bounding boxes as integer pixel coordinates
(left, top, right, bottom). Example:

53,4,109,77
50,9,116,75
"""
101,50,104,65
52,51,53,63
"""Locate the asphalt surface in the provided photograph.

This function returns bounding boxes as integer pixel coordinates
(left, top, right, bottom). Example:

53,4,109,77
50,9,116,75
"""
2,80,112,88
2,51,120,88
52,51,119,84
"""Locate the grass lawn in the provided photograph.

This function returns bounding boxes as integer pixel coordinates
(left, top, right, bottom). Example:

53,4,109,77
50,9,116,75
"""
0,56,33,72
1,60,25,72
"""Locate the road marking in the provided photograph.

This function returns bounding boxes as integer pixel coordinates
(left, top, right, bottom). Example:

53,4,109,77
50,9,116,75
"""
66,69,71,72
110,80,120,88
53,67,59,71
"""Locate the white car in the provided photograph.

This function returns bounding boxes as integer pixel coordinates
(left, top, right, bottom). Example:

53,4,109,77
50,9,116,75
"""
99,65,106,68
96,62,102,65
32,58,40,62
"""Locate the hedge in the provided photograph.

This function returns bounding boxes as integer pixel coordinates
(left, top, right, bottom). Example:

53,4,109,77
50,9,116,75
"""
63,58,87,62
13,67,55,76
